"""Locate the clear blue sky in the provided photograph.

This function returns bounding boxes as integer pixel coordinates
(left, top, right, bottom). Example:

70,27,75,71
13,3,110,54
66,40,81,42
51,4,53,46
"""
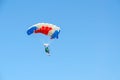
0,0,120,80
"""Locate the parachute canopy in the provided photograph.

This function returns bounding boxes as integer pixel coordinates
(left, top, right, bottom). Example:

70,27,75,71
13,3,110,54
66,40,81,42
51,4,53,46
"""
27,23,61,39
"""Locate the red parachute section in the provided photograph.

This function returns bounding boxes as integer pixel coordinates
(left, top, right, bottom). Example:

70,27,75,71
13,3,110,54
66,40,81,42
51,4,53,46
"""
34,26,52,35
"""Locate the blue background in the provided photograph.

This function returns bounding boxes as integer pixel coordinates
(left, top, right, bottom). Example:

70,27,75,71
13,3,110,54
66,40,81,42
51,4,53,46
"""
0,0,120,80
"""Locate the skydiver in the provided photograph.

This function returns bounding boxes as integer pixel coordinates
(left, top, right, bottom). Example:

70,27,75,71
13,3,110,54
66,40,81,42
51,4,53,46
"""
43,43,50,56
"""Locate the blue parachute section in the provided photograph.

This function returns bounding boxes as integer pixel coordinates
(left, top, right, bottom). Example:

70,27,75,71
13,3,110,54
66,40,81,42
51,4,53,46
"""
51,30,60,39
27,26,37,35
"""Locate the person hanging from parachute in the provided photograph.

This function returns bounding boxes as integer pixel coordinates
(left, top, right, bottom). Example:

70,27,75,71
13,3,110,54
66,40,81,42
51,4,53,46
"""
26,23,61,56
43,43,50,56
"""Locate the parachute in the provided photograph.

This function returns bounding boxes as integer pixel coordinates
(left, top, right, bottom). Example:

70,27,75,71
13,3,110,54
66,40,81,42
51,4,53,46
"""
27,23,61,39
27,23,61,55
